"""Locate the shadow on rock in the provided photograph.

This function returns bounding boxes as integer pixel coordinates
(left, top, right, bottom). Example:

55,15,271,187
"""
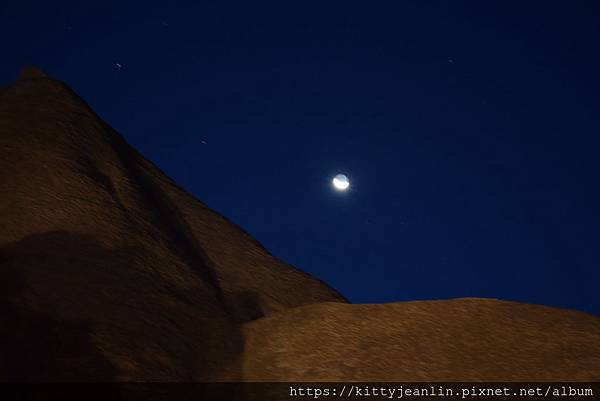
0,230,244,383
0,239,117,381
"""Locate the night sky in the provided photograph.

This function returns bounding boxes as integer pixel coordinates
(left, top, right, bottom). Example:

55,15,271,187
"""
2,1,599,315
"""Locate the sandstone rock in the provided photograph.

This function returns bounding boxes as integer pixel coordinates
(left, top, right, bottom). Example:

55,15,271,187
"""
0,69,345,381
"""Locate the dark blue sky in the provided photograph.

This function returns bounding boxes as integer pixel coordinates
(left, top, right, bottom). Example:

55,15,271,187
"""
2,1,599,314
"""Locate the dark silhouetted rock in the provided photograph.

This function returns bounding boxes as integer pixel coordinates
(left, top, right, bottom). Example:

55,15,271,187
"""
19,66,48,80
1,68,599,382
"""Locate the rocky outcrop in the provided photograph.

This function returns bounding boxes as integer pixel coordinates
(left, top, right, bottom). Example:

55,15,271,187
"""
0,68,345,381
243,299,600,381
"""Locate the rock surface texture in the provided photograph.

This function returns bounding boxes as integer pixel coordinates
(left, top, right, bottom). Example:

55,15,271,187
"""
1,69,599,382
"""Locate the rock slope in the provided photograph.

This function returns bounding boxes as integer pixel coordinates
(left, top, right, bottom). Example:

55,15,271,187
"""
0,68,346,381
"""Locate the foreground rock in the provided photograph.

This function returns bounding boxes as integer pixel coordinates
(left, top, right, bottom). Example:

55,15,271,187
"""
0,68,598,382
244,299,600,381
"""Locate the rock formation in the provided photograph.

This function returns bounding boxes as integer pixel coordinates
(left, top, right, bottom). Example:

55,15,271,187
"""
1,68,599,382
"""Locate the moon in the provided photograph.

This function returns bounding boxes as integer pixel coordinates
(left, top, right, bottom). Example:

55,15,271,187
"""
332,174,350,191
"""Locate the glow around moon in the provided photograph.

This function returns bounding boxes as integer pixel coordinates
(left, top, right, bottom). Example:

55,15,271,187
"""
332,174,350,191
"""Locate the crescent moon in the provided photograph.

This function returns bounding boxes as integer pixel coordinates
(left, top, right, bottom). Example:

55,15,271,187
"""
332,174,350,191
